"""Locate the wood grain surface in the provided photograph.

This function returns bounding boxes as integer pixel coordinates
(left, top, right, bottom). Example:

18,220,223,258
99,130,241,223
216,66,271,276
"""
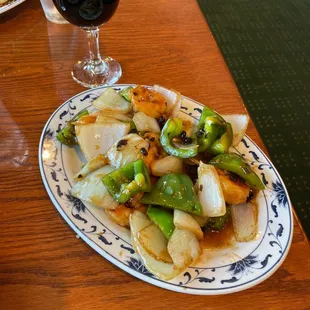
0,0,309,309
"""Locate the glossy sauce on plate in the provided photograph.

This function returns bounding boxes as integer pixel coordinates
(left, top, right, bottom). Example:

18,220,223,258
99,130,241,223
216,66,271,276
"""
202,220,234,250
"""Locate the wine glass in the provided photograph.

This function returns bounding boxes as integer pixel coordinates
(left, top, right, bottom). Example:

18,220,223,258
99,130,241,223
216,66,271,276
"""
53,0,121,88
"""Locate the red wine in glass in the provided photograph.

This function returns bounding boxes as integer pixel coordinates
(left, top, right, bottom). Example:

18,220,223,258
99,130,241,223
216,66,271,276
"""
54,0,119,28
53,0,121,87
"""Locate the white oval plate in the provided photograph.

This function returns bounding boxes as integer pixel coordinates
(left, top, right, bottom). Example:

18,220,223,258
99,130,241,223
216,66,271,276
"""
0,0,25,14
39,84,293,295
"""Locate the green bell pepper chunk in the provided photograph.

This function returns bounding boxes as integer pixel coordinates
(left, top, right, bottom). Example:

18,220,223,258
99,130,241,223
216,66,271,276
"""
160,118,199,158
102,159,151,203
204,206,231,231
141,173,202,215
197,106,226,128
196,107,226,152
209,123,233,154
147,205,175,239
119,86,133,102
209,153,265,190
56,109,89,146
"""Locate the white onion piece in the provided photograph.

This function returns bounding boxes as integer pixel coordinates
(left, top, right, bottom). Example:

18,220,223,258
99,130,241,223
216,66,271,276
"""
197,162,226,217
167,228,201,269
73,154,108,181
222,114,249,146
92,87,132,113
106,133,149,168
71,166,118,210
153,85,181,116
133,112,160,133
173,210,203,240
75,122,130,161
96,112,132,123
150,156,183,177
130,210,152,233
171,96,182,117
231,201,258,242
130,211,182,280
138,224,172,263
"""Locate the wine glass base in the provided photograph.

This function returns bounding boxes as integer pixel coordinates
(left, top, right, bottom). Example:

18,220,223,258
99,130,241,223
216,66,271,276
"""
71,56,122,88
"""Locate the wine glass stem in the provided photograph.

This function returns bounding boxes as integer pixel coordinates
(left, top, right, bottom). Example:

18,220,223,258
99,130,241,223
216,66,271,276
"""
85,28,105,73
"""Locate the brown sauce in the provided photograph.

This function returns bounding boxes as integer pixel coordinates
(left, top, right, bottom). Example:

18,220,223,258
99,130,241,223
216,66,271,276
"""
202,220,235,250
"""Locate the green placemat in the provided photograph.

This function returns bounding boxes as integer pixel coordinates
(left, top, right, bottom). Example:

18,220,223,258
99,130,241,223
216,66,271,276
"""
198,0,310,238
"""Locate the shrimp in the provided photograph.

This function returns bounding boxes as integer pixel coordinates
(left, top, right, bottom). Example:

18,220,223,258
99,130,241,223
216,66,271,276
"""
105,205,132,227
131,85,167,118
141,132,167,168
105,196,147,227
216,168,250,205
72,113,98,125
125,192,146,210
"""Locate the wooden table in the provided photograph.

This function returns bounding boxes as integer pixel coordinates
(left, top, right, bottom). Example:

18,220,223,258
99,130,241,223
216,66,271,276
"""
1,0,309,309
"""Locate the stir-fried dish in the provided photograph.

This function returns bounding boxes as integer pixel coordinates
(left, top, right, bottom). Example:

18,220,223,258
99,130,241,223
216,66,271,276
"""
57,85,264,280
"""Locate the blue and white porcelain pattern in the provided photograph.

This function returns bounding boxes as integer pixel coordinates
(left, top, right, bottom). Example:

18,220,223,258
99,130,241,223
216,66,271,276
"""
39,84,293,295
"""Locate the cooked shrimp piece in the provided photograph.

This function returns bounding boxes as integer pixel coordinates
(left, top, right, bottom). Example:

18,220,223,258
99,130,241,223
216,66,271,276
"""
141,132,164,168
105,205,132,227
105,195,147,227
131,85,167,118
125,192,145,210
72,113,98,125
216,168,250,205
